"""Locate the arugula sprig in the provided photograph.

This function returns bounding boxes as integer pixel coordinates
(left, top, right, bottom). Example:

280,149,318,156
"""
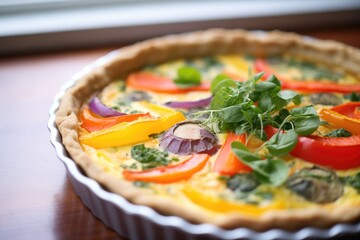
197,73,307,136
195,72,320,186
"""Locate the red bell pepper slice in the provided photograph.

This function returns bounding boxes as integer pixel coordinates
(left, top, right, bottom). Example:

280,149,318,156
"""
122,154,210,183
264,125,360,170
213,133,252,175
79,108,151,132
254,59,360,94
330,102,360,119
126,72,210,94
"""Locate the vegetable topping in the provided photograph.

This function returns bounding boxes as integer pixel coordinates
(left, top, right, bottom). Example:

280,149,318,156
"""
89,96,126,117
160,121,218,155
165,96,212,109
286,167,344,203
123,154,210,184
126,72,210,94
78,54,360,211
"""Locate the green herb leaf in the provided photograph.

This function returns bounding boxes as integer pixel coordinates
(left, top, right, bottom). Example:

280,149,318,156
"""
211,86,242,110
293,116,320,135
231,142,289,186
231,141,261,162
174,66,202,88
265,74,281,86
222,105,245,123
324,128,352,137
252,159,289,186
210,74,236,94
278,90,300,102
266,129,298,156
290,106,320,135
255,81,278,92
258,94,273,112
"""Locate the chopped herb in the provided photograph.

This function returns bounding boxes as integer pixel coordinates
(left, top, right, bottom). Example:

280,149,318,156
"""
286,58,343,82
324,128,352,138
148,132,164,139
120,162,138,170
133,181,150,188
203,57,223,68
345,92,360,102
131,144,178,170
174,66,202,88
115,97,131,107
112,106,122,111
254,191,273,200
128,110,144,114
117,80,126,92
232,190,273,205
340,173,360,193
115,90,151,107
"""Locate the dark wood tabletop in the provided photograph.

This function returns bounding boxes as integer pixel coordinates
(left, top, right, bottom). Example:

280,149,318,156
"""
1,27,360,240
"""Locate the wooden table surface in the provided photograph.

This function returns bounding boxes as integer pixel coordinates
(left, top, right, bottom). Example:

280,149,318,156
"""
1,27,360,240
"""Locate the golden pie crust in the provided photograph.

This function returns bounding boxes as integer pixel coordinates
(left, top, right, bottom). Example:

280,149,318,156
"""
56,29,360,231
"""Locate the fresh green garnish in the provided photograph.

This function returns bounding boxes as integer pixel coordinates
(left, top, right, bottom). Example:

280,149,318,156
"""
131,144,178,170
231,142,289,186
196,73,317,137
266,129,298,156
324,128,352,138
195,72,320,186
174,66,202,88
289,105,320,135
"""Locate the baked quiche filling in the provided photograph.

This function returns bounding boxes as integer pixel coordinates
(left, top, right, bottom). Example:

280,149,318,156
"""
77,54,360,219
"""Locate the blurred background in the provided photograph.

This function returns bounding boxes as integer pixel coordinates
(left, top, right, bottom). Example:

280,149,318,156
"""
1,0,360,56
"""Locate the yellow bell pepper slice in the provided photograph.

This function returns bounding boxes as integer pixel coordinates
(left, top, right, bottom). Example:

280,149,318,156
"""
80,102,186,148
320,107,360,135
218,55,250,79
183,185,285,216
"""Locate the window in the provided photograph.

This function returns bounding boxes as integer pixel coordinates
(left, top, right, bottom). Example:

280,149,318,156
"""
0,0,359,55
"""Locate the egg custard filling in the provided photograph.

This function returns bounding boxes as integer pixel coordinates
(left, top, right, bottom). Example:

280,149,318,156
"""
56,29,360,230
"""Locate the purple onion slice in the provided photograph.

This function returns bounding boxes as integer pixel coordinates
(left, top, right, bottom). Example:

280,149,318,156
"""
165,96,212,109
160,121,218,155
88,97,126,117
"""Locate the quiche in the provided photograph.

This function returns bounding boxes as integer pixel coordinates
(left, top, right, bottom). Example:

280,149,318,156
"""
56,29,360,231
